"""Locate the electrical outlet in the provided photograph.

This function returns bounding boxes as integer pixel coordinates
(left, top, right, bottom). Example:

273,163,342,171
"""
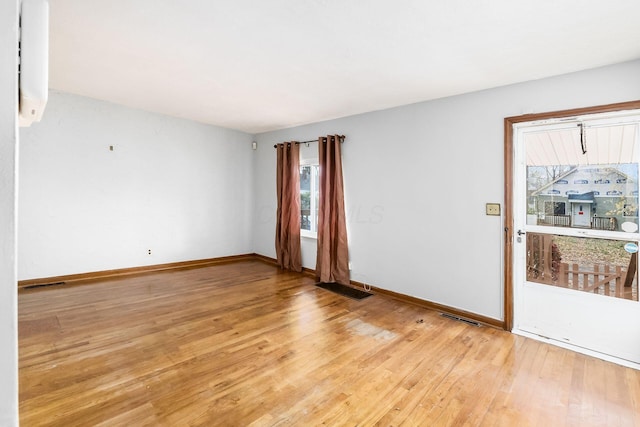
486,203,501,216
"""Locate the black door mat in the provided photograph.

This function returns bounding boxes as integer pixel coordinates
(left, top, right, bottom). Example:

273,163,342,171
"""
316,282,373,300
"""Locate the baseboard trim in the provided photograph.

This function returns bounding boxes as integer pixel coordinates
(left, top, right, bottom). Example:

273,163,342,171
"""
252,253,317,278
20,252,505,329
18,254,256,289
252,253,278,266
364,284,505,330
252,254,505,330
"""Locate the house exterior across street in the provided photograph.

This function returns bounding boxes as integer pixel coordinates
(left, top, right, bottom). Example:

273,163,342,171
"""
529,165,639,231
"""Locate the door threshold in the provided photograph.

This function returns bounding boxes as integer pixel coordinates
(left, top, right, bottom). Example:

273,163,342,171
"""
512,328,640,371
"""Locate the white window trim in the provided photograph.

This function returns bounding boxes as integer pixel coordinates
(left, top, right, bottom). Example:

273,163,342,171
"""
301,229,317,239
300,158,319,239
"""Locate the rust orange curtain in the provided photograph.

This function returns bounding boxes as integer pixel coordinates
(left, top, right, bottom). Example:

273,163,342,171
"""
316,135,350,285
275,142,302,272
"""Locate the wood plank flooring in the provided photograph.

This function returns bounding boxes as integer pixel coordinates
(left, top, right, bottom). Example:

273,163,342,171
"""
19,260,640,426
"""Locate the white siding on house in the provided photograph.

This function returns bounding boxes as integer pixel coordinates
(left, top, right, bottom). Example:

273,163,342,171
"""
533,167,636,197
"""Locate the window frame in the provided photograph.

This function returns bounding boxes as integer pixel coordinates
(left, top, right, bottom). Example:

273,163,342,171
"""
300,158,319,239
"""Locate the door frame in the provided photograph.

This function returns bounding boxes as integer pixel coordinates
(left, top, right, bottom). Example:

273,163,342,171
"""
503,100,640,331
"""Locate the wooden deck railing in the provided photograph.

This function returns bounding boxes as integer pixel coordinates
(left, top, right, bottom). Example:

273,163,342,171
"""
534,215,617,230
556,263,628,298
526,233,636,300
301,209,310,229
591,216,617,231
537,215,570,227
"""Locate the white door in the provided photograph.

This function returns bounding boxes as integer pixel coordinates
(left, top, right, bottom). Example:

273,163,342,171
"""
513,110,640,367
571,202,591,227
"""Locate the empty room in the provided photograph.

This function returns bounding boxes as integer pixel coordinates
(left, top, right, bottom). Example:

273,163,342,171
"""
2,0,640,425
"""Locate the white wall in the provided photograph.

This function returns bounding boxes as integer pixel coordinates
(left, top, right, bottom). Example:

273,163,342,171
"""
252,60,640,321
19,91,254,280
0,0,19,424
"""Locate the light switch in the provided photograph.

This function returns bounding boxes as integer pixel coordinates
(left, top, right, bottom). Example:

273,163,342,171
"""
486,203,501,216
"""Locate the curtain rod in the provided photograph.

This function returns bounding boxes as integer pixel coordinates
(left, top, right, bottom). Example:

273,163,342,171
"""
273,135,345,148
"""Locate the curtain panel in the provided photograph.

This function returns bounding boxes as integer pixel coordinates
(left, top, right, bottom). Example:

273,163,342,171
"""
275,142,302,272
316,135,350,285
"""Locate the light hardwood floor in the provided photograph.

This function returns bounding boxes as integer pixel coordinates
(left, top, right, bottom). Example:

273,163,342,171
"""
19,260,640,426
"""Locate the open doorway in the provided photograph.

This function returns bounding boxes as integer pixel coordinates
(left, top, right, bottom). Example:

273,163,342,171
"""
504,101,640,367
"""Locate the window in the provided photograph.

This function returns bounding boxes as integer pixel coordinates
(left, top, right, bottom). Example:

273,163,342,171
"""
300,161,319,238
545,201,566,215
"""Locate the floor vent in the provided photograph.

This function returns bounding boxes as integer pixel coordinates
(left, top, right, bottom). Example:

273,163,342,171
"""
440,313,481,327
23,281,66,290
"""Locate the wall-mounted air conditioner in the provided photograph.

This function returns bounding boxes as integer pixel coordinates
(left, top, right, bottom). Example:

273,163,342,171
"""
19,0,49,127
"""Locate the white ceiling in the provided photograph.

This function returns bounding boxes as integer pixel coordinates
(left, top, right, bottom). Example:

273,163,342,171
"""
48,0,640,134
526,123,639,166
